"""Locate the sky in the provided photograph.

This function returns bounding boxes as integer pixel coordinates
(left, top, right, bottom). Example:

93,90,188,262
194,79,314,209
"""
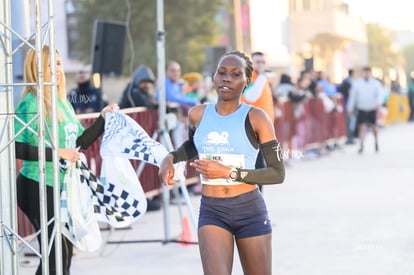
343,0,413,32
249,1,290,66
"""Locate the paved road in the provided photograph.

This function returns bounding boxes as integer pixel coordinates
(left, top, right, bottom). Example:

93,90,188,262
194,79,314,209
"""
19,123,414,275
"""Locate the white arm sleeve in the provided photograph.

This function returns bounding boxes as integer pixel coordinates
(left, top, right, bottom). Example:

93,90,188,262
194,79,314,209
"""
243,74,267,102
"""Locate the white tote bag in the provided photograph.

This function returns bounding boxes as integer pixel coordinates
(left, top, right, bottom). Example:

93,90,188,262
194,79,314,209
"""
61,155,102,252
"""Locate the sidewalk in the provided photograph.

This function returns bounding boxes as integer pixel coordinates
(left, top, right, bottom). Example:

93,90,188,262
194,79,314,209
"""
19,123,414,275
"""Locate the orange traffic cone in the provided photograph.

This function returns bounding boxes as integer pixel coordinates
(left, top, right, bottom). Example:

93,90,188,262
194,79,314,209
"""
179,216,193,246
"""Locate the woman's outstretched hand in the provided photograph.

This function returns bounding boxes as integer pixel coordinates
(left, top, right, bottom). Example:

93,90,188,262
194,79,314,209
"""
100,103,119,118
159,154,176,186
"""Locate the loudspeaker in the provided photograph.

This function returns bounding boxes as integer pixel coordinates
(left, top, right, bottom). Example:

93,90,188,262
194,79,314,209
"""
91,20,126,76
204,46,228,75
304,57,314,71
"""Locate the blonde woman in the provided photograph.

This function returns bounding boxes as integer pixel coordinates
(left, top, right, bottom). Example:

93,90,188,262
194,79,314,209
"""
14,45,117,275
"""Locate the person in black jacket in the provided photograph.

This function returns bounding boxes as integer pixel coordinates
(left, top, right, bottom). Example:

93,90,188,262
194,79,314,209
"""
68,70,107,114
339,69,355,144
119,65,162,211
118,65,157,109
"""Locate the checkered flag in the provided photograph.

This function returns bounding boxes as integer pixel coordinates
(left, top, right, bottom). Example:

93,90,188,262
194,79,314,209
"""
101,112,168,166
61,153,147,252
82,156,147,228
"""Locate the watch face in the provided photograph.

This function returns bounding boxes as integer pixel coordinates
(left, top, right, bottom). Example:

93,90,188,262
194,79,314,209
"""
230,170,238,180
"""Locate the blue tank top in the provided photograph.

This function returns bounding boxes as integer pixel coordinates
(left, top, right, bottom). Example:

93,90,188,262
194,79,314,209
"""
194,103,259,185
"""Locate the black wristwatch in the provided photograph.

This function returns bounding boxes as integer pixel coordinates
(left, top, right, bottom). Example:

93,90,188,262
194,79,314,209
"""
228,167,239,181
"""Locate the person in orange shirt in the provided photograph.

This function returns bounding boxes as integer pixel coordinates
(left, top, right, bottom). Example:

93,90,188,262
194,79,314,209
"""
241,52,275,122
241,51,275,192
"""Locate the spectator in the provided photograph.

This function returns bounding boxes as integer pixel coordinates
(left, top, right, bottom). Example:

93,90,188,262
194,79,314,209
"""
156,61,198,148
339,69,354,103
241,51,275,192
289,76,313,151
241,51,274,122
347,66,384,153
275,73,294,100
409,77,414,122
339,69,355,144
118,65,157,109
182,71,207,195
390,80,401,94
68,70,107,114
202,74,219,104
118,65,164,211
317,70,337,98
182,72,207,103
157,61,198,109
301,69,321,97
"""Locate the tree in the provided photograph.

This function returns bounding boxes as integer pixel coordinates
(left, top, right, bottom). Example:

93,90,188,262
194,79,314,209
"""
403,44,414,74
366,23,400,75
71,0,224,76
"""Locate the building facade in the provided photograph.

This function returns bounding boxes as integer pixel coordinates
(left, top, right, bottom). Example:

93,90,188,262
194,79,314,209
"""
287,0,368,82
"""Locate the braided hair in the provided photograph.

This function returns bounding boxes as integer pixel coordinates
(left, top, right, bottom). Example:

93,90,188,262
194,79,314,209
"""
223,50,253,83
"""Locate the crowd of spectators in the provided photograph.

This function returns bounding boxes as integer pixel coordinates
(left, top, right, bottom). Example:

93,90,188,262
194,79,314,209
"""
69,58,412,209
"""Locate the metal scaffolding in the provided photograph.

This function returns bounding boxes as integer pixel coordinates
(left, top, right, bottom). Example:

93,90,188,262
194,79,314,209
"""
1,0,62,274
1,0,195,273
